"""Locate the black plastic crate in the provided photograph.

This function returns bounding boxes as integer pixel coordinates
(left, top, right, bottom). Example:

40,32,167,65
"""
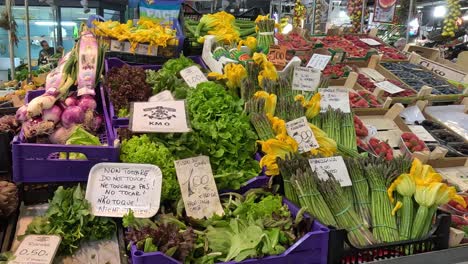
0,106,18,181
327,211,451,264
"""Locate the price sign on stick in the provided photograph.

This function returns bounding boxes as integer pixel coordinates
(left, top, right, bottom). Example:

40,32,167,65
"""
309,156,352,186
375,81,405,94
286,117,319,153
129,101,191,133
319,87,351,113
85,163,163,218
175,156,224,219
267,45,287,67
180,66,208,88
307,54,332,71
12,235,61,264
292,66,321,91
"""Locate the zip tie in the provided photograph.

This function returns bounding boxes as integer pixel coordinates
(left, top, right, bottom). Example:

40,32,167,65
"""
258,32,274,36
348,223,363,232
352,178,367,183
298,192,321,199
373,224,398,231
334,205,351,217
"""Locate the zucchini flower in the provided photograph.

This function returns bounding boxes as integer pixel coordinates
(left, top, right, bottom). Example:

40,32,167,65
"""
255,14,270,23
391,201,403,216
295,93,321,119
259,138,297,159
414,183,444,208
224,63,247,90
387,173,416,240
387,174,416,203
411,182,445,239
434,184,466,208
259,154,279,176
254,91,277,116
409,158,423,178
267,114,287,136
275,134,299,152
238,36,257,52
310,136,337,157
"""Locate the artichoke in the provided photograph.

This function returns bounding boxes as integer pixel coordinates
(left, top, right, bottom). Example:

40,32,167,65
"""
0,181,18,217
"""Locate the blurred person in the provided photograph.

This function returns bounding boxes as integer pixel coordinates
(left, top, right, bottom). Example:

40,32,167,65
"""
38,40,55,65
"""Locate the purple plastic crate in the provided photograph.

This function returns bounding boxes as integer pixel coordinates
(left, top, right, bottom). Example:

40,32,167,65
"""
12,89,119,183
129,197,329,264
103,55,207,127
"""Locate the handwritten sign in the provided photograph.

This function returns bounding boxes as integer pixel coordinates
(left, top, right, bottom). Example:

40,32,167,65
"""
286,117,319,153
307,54,332,70
129,101,190,133
12,235,61,264
180,66,208,88
149,90,174,102
85,163,162,218
174,156,224,219
409,125,437,142
292,66,321,91
359,68,386,82
309,156,352,186
319,87,351,113
375,81,405,94
267,45,287,67
359,38,382,46
418,57,467,82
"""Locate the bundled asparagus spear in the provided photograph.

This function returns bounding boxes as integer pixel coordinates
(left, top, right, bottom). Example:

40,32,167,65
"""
345,158,371,227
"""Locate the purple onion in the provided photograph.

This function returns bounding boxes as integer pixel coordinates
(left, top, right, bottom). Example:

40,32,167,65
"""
78,95,97,111
49,126,76,144
84,113,103,132
61,106,85,128
15,105,28,122
42,105,63,124
65,96,79,107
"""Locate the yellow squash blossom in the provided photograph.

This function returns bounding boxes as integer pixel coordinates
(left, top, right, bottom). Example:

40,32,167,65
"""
255,14,270,23
414,183,444,208
224,63,247,89
310,136,337,157
275,133,299,152
258,138,296,159
433,184,467,207
267,114,287,136
391,201,403,216
254,91,277,115
387,173,416,203
238,36,257,51
294,93,321,119
259,154,279,176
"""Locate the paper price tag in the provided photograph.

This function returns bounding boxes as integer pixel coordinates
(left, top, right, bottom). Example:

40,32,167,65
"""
409,125,437,142
309,156,352,186
286,117,319,153
359,68,385,82
129,101,190,133
319,87,351,113
180,66,208,88
375,81,405,94
307,54,332,71
267,45,287,66
85,163,163,218
149,90,175,102
12,235,61,264
292,66,321,91
359,38,382,46
175,156,224,219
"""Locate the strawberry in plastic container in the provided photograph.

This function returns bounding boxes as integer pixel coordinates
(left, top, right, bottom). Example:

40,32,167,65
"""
401,132,429,153
368,137,393,160
353,115,368,137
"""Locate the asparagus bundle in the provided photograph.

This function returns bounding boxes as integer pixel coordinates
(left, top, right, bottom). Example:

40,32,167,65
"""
245,98,275,140
321,108,341,144
341,113,357,151
277,157,302,205
256,19,275,54
345,158,371,227
316,173,376,247
366,163,400,243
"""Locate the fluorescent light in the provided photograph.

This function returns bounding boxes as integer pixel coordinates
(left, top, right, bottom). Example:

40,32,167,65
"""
77,17,88,20
409,18,419,27
433,6,446,17
463,15,468,20
461,7,468,10
34,21,77,26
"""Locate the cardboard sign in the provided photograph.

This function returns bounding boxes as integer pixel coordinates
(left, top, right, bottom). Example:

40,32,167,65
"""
149,90,174,102
375,81,405,94
409,125,437,142
319,87,351,113
307,54,332,71
85,163,163,218
174,156,224,219
12,235,61,264
286,117,319,153
180,66,208,88
418,57,467,82
309,156,352,186
359,38,382,46
129,101,190,133
267,45,287,67
292,66,321,91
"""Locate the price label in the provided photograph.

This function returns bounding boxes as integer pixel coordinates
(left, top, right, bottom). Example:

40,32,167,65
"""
267,45,287,66
319,87,351,113
307,54,332,71
12,235,61,264
149,90,175,102
375,81,405,94
292,66,321,91
309,156,352,186
85,163,163,218
286,117,319,153
409,125,437,142
359,68,386,82
129,101,190,133
174,156,224,219
180,66,208,88
359,38,382,46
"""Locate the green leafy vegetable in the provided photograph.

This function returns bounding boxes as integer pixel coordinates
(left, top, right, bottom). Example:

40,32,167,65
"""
59,126,101,160
24,185,116,255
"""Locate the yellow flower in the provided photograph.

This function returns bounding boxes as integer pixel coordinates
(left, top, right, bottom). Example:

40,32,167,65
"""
391,201,403,216
275,134,298,152
207,72,225,80
387,174,416,203
254,91,277,115
255,14,270,23
259,154,279,176
267,114,287,135
308,123,327,138
409,158,423,178
310,136,337,157
304,93,321,119
238,36,257,51
224,63,247,89
259,138,296,159
414,182,444,207
433,184,467,207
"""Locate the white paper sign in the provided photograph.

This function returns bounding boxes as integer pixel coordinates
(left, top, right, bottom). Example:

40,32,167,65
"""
359,68,386,82
174,156,224,219
409,125,437,142
149,90,175,102
286,117,319,153
319,87,351,113
292,66,321,91
375,81,405,94
129,101,190,133
309,156,352,186
307,54,332,70
180,66,208,88
359,38,382,46
418,57,467,82
85,163,163,218
12,235,61,264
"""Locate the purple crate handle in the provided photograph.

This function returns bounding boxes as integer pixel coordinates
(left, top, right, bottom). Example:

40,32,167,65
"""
104,56,207,127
